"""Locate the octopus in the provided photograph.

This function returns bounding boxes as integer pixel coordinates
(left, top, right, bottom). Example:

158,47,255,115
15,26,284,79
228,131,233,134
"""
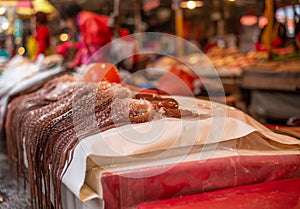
5,75,199,209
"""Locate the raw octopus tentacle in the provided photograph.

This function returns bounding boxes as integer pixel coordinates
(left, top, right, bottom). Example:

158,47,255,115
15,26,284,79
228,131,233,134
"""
5,75,76,208
6,78,199,209
6,92,42,179
6,74,75,183
24,91,75,209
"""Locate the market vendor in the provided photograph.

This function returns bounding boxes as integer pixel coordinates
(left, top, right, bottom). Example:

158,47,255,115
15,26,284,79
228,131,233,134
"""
60,3,113,67
32,12,53,61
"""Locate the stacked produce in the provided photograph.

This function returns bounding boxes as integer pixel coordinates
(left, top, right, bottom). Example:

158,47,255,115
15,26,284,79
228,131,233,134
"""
150,47,262,79
205,47,259,70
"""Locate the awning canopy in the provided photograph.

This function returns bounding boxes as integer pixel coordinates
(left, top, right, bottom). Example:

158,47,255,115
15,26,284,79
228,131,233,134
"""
15,0,56,16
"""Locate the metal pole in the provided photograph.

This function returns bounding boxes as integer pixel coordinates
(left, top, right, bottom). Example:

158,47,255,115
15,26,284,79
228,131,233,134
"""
173,0,184,57
134,0,142,51
114,0,120,16
113,0,120,39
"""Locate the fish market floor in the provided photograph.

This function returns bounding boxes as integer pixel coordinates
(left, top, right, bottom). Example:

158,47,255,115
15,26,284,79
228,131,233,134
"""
0,137,31,209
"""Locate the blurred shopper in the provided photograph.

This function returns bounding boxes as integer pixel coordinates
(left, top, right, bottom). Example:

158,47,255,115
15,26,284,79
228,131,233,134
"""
294,7,300,51
110,24,139,73
32,12,53,61
60,3,113,67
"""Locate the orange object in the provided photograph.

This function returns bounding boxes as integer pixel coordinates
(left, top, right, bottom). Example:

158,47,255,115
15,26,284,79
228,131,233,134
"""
82,62,121,83
156,65,198,96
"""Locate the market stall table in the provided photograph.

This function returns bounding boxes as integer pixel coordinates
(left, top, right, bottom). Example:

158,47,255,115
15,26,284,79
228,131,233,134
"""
4,78,300,209
239,58,300,126
60,97,300,209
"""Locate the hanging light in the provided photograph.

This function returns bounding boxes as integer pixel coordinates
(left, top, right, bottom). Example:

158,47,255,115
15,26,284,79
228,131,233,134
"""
59,33,69,42
1,22,9,30
240,16,258,26
0,7,6,15
240,15,268,28
0,16,9,32
180,1,203,10
186,1,196,9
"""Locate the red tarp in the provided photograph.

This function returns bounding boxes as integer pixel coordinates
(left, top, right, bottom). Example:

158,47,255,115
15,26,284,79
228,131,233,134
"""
138,177,300,209
101,154,300,209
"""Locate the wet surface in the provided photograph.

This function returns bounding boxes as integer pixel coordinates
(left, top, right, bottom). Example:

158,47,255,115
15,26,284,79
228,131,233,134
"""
0,136,31,209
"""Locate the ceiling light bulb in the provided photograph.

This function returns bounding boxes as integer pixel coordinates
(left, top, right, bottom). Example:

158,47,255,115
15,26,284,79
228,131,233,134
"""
186,1,196,10
59,33,69,42
1,22,9,30
0,7,6,15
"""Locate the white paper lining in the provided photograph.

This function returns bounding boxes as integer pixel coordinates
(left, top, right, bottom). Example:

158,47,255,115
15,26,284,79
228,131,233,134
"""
61,97,300,204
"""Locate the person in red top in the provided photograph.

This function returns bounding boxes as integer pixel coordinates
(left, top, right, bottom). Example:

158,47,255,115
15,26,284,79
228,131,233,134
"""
60,3,113,67
33,12,51,60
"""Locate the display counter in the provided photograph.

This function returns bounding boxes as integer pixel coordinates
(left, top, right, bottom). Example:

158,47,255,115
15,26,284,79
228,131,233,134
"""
3,69,300,209
240,59,300,91
239,58,300,125
60,98,300,209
